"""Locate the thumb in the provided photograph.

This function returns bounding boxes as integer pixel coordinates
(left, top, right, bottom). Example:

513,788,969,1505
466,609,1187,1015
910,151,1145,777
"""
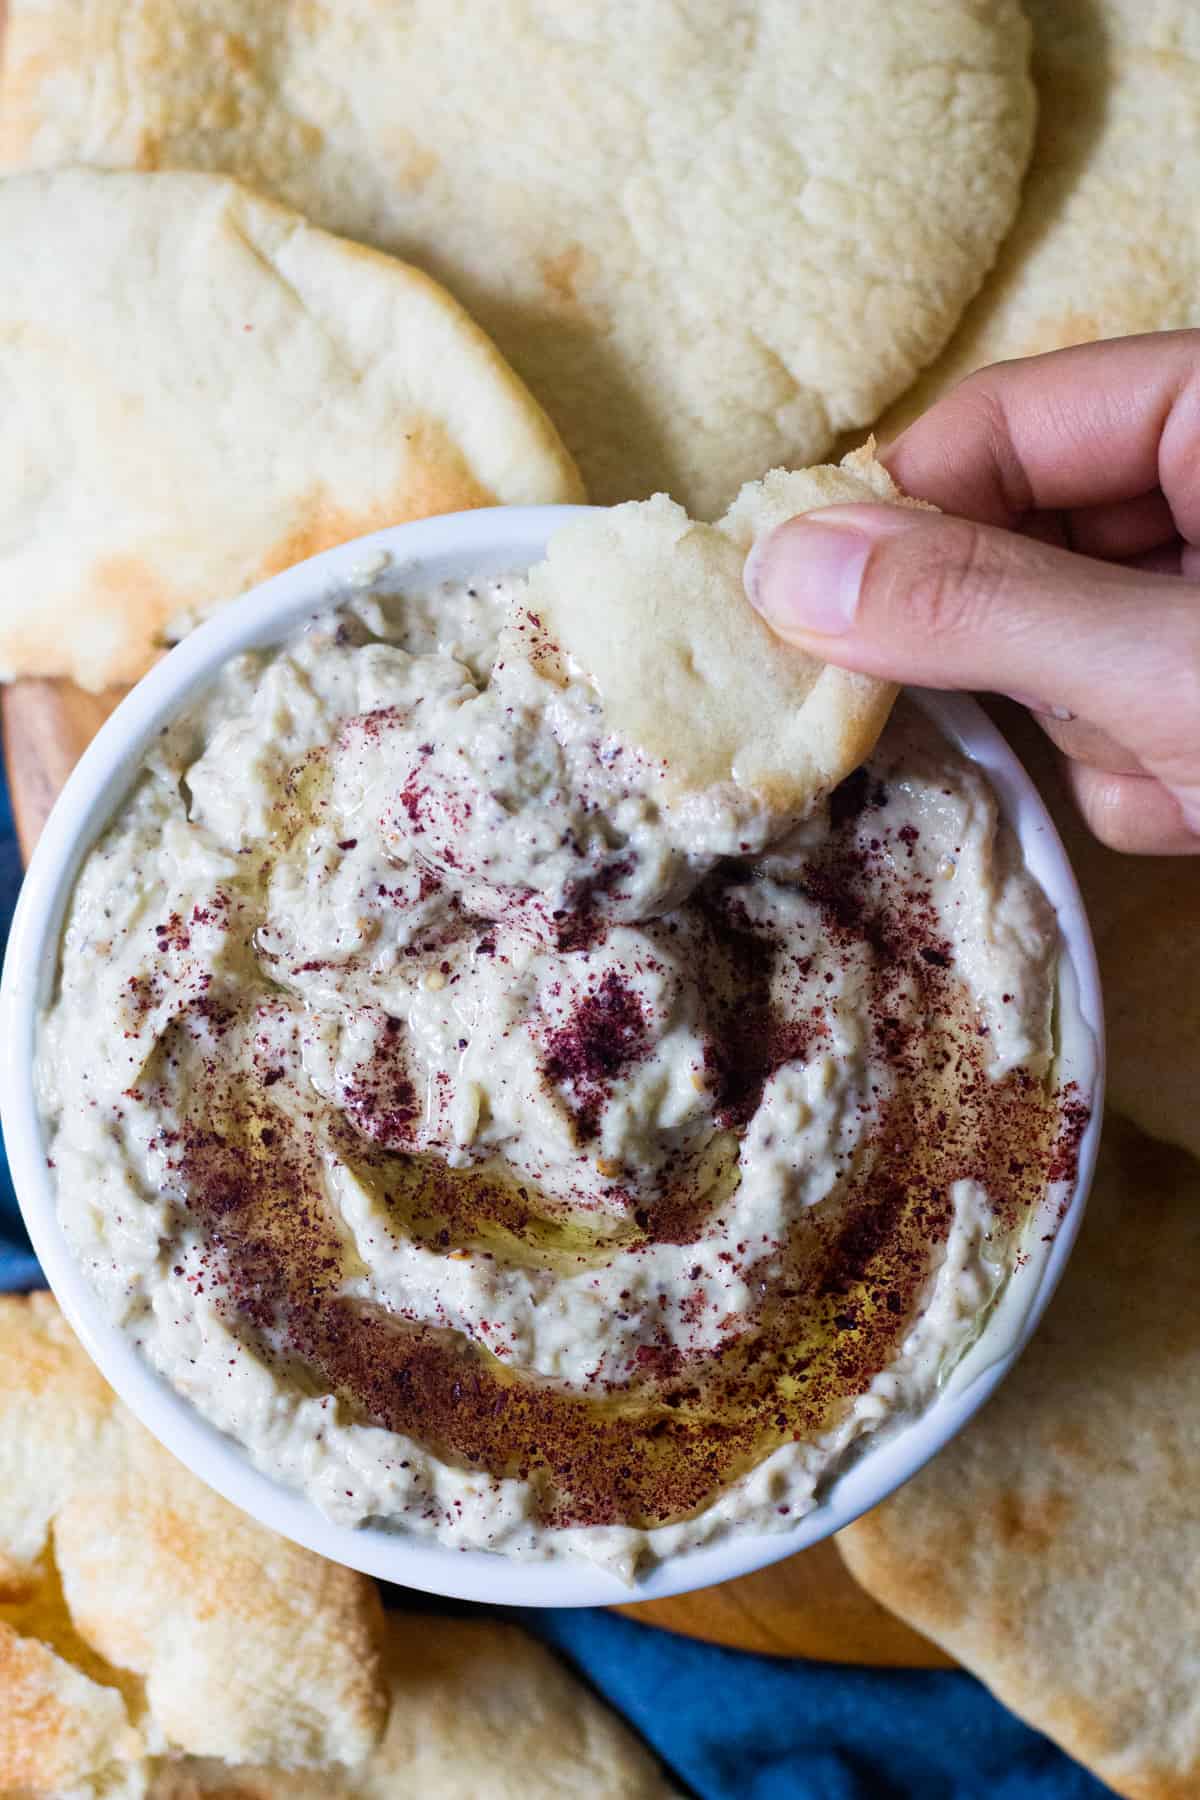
744,503,1200,763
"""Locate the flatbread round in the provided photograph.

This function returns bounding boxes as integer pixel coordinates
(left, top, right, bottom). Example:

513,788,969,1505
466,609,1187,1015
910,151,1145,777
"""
838,1118,1200,1800
529,445,927,815
878,0,1200,432
0,0,1036,514
0,166,582,691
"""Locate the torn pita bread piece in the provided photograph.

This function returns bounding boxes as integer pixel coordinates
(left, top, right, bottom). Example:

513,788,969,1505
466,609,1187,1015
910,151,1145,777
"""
0,1291,387,1792
0,0,1035,513
0,1620,145,1800
149,1616,678,1799
0,165,582,691
528,445,928,817
877,0,1200,434
838,1117,1200,1800
0,1276,122,1575
52,1424,387,1770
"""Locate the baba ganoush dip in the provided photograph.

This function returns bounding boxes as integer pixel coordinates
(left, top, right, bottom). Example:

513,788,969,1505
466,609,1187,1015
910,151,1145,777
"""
39,571,1087,1574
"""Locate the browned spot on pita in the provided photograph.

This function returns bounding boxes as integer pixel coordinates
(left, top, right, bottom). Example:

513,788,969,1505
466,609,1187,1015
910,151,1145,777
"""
92,554,179,630
216,30,255,75
383,128,441,193
1015,312,1104,357
889,1548,969,1634
0,27,63,161
1,1294,116,1416
1049,1420,1094,1467
18,1326,100,1409
132,132,164,171
541,244,593,312
0,554,188,685
0,1559,37,1605
991,1487,1073,1554
256,447,497,584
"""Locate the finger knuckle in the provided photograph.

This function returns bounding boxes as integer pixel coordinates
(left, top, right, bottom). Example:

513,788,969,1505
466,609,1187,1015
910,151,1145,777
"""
1169,625,1200,739
1138,612,1200,780
873,518,995,647
941,373,1033,512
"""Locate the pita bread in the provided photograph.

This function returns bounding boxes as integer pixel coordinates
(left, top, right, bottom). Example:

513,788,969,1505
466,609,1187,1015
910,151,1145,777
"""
877,0,1200,432
0,0,1035,514
0,165,582,691
0,1292,387,1784
838,1117,1200,1800
150,1616,678,1799
529,445,926,815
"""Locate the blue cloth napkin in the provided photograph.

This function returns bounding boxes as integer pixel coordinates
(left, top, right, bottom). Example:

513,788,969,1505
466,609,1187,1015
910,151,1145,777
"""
0,774,38,1292
527,1608,1111,1800
0,767,1112,1799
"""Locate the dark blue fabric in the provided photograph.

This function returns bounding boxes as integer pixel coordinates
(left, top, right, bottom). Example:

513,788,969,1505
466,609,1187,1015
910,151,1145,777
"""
0,765,1113,1799
0,771,39,1292
524,1608,1113,1800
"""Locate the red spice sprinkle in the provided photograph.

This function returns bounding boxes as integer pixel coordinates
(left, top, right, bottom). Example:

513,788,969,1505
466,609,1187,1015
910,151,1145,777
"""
1046,1085,1091,1186
541,971,649,1140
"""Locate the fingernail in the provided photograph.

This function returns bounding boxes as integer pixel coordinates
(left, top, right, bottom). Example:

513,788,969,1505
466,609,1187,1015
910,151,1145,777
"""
744,519,873,636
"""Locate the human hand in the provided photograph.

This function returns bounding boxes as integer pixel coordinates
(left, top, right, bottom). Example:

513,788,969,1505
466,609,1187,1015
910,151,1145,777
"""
745,332,1200,854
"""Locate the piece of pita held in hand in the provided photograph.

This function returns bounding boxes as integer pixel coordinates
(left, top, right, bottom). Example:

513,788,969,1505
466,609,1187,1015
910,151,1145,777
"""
527,446,931,825
0,1292,387,1795
837,1117,1200,1800
0,166,582,692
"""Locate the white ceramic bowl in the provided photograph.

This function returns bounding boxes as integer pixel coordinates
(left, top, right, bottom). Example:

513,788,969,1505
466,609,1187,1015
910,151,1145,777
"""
0,505,1104,1607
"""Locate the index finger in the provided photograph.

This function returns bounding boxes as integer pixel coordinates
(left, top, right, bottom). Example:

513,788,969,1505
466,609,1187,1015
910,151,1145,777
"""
884,330,1200,541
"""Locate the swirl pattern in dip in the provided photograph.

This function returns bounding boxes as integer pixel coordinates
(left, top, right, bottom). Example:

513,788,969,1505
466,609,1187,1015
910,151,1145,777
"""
39,573,1082,1571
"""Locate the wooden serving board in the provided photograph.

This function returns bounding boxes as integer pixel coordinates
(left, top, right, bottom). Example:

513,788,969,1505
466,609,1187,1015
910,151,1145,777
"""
0,675,950,1669
2,679,128,859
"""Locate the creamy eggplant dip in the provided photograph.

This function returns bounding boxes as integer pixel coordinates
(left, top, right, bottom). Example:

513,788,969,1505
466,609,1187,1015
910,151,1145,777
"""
39,570,1084,1574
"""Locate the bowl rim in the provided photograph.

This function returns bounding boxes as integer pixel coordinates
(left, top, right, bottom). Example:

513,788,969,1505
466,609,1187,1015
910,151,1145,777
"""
0,503,1105,1606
